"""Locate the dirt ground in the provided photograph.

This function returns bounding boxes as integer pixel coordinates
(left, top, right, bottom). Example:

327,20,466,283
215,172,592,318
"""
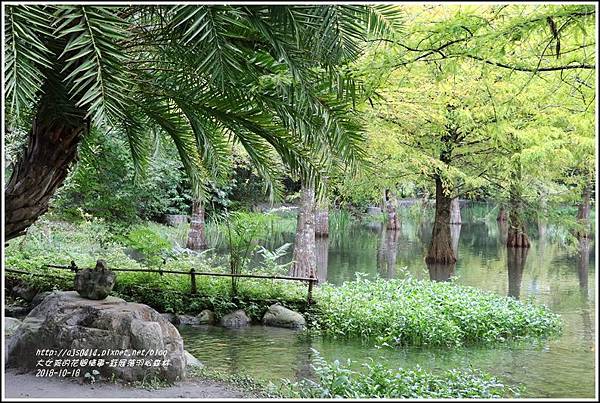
3,368,254,399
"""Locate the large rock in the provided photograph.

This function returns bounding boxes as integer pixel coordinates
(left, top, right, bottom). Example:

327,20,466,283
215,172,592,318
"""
161,313,179,325
184,350,204,369
262,304,306,329
5,304,31,318
176,314,201,326
5,317,22,337
11,284,38,302
31,291,52,308
6,291,185,382
219,310,250,328
74,260,116,300
197,310,215,325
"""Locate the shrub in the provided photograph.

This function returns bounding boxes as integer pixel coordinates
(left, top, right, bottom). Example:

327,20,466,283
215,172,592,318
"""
274,349,519,398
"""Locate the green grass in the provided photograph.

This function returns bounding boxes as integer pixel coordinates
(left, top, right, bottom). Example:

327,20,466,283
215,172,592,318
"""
312,274,562,346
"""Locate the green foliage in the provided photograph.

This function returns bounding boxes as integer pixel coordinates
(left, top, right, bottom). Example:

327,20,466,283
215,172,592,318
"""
52,128,191,223
5,5,399,203
275,349,519,398
119,225,172,268
4,217,307,320
313,274,562,346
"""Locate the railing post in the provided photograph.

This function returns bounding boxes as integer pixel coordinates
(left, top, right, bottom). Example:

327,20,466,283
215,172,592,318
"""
69,260,79,273
190,268,197,295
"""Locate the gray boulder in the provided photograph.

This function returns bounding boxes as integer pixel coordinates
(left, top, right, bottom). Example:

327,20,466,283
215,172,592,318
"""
31,291,52,308
197,310,215,325
161,313,179,325
220,310,250,328
5,317,22,337
176,314,201,326
262,304,306,329
11,284,38,302
74,260,116,300
184,350,204,369
6,291,185,382
5,304,31,318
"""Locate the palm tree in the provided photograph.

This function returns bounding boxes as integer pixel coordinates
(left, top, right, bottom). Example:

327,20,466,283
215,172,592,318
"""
4,4,403,241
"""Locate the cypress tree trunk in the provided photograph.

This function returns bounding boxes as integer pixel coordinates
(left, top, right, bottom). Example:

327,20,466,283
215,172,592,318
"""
507,247,528,300
506,167,530,248
5,104,86,241
576,184,591,239
315,205,329,237
384,189,400,230
450,222,461,259
497,206,507,222
449,197,461,224
426,176,456,264
290,182,316,278
497,218,508,246
507,208,530,248
315,236,329,283
186,199,207,250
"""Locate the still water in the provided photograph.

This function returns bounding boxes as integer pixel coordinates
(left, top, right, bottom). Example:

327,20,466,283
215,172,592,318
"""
180,206,596,398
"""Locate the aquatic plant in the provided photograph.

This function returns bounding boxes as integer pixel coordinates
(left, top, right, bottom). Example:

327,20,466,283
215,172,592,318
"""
274,349,519,398
313,274,562,346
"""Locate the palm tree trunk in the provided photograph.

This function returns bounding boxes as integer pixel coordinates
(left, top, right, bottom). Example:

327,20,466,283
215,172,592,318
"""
5,111,86,241
290,182,316,278
426,176,456,264
186,199,207,250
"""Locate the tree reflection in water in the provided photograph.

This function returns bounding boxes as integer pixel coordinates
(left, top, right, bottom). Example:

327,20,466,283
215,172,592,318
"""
507,247,528,300
377,226,400,279
427,262,455,282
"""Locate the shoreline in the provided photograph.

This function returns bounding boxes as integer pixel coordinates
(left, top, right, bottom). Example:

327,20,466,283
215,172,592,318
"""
3,368,254,399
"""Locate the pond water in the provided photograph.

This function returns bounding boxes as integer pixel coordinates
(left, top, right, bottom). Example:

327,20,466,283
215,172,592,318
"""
180,205,596,398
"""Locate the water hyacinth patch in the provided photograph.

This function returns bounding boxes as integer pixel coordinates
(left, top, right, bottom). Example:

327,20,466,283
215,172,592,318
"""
313,275,562,346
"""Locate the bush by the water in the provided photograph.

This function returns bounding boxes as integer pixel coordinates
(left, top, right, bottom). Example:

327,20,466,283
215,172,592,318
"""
274,350,518,398
313,274,562,346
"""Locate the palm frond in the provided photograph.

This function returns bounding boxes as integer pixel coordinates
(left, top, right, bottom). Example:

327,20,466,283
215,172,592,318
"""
54,5,130,127
4,5,54,119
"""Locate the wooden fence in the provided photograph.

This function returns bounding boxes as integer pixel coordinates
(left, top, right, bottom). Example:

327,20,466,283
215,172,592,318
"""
5,261,318,304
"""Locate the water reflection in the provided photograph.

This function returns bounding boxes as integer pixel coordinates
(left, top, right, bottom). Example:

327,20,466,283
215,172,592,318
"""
192,205,595,398
577,236,590,294
427,262,456,282
577,237,594,347
507,247,528,299
377,227,400,279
